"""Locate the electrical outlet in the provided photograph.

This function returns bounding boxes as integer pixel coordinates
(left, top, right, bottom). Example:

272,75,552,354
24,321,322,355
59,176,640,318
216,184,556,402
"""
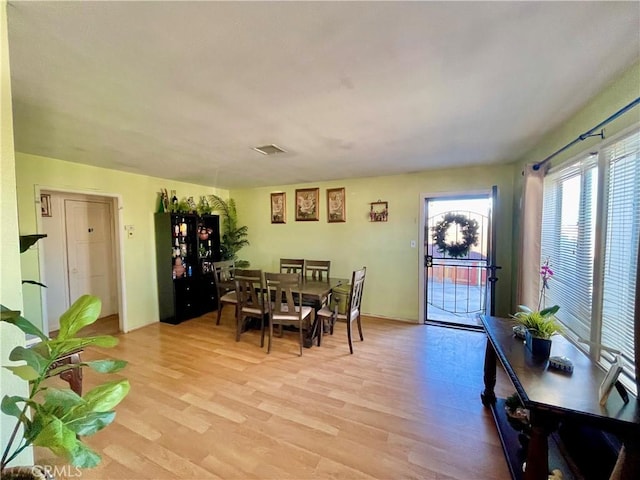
410,240,416,248
125,225,135,238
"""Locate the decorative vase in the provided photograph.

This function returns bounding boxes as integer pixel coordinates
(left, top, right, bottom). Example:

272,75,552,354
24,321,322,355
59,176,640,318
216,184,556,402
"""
525,330,552,359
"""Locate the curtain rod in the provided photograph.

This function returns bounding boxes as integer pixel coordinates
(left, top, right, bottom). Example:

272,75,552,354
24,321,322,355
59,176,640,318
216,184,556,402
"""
532,97,640,171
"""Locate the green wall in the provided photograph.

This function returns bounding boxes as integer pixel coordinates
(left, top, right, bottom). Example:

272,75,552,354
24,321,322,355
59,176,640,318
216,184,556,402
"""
232,163,516,321
15,153,228,332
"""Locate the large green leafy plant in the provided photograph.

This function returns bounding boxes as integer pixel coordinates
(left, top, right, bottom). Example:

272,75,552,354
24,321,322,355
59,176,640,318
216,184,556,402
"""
1,295,129,472
208,194,250,268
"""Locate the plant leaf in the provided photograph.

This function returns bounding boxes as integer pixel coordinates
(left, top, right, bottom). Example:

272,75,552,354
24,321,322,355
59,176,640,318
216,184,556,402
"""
68,439,102,468
5,364,40,381
47,359,127,379
9,346,48,376
42,388,84,417
22,280,48,288
1,395,28,418
66,410,116,436
32,414,79,460
82,379,130,413
57,295,102,340
84,359,128,373
540,304,560,317
19,234,47,253
0,311,48,341
48,335,119,356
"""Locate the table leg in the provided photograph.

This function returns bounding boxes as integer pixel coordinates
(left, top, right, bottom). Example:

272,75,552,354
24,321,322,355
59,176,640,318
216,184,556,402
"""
481,338,497,406
523,410,557,480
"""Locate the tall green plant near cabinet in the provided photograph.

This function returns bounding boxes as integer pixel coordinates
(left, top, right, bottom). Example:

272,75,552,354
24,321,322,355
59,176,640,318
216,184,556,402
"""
154,213,222,324
208,195,250,268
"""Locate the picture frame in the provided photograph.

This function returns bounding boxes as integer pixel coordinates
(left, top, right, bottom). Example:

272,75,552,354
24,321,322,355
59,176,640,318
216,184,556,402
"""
327,187,346,223
295,188,320,221
40,194,52,217
599,354,623,405
270,192,286,224
369,200,388,222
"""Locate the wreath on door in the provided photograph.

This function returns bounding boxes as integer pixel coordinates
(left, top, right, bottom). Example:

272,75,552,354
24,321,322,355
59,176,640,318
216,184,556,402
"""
432,213,480,258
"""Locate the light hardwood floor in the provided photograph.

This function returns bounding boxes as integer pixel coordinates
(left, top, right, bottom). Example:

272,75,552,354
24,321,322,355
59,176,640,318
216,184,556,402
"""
38,310,512,479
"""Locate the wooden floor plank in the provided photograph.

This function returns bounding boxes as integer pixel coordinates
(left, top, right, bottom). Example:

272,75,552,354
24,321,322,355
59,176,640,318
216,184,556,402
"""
36,311,511,479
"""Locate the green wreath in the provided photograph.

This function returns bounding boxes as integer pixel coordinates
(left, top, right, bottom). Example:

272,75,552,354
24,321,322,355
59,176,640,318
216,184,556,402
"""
432,213,479,258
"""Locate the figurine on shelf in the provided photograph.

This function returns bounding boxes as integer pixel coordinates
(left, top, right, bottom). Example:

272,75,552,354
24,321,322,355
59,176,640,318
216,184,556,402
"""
173,257,186,278
187,196,197,213
170,190,178,212
159,188,169,213
198,224,212,241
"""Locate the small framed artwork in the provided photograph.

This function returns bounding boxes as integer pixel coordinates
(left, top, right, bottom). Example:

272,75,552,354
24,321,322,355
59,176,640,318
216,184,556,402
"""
369,200,388,222
40,194,52,217
327,187,346,223
295,188,320,221
270,192,286,224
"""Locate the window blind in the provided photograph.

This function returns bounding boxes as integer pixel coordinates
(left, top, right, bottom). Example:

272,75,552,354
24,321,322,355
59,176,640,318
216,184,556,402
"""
541,155,597,341
600,130,639,386
541,128,639,393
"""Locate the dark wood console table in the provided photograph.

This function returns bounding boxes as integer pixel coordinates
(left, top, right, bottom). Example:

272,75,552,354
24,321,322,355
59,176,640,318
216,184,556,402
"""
480,315,640,480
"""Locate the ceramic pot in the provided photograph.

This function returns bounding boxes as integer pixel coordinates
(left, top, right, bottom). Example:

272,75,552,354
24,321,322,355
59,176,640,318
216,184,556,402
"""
525,329,552,359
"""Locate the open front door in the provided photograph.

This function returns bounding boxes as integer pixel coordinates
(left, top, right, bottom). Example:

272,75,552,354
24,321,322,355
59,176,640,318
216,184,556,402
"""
424,192,498,328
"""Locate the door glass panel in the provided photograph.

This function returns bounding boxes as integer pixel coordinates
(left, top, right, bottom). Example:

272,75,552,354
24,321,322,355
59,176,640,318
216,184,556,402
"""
424,197,491,328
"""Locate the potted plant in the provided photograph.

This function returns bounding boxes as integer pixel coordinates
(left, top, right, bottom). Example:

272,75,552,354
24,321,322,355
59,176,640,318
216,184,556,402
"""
1,295,130,478
511,304,562,359
208,194,250,268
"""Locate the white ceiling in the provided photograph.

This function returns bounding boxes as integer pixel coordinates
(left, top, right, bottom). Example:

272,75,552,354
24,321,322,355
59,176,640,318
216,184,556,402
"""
7,1,640,189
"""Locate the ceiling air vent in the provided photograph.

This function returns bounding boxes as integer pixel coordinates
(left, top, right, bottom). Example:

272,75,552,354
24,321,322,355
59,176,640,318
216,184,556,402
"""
252,144,287,155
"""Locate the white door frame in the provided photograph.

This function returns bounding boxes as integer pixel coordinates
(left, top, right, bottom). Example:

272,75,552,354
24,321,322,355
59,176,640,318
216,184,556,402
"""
34,185,128,334
418,189,491,325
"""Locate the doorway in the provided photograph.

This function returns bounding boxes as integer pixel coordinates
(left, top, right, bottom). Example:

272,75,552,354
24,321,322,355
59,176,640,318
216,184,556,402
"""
40,191,121,334
423,194,494,328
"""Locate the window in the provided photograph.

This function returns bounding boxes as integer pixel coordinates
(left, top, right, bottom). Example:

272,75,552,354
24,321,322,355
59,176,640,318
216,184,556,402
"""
541,128,639,393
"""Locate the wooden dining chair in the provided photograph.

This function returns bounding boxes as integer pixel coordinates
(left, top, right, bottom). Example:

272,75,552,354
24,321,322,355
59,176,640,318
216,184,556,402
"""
234,269,266,347
265,272,314,356
279,258,304,274
316,267,366,354
212,260,237,325
304,260,331,282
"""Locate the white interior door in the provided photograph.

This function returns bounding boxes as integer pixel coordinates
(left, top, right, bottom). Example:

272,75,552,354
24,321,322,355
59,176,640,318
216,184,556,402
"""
65,199,117,317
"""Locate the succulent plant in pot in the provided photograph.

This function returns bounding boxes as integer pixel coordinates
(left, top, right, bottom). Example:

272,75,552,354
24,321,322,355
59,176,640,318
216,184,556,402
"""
1,295,129,478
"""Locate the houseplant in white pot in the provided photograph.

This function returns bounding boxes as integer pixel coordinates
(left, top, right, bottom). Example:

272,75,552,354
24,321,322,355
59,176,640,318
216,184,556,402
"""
1,295,129,479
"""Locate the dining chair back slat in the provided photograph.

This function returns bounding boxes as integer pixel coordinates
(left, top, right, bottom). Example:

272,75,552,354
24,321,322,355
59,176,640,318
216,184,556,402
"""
316,267,367,354
304,260,331,282
265,272,313,356
280,258,304,274
234,269,266,346
212,260,236,325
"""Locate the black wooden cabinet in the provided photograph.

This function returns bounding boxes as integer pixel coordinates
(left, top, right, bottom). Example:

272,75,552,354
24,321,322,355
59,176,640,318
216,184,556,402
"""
154,213,221,324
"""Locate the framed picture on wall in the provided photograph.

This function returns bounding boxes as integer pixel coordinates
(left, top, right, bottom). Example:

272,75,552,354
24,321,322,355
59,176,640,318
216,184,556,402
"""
270,192,286,224
327,187,346,223
41,194,52,217
295,188,319,221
